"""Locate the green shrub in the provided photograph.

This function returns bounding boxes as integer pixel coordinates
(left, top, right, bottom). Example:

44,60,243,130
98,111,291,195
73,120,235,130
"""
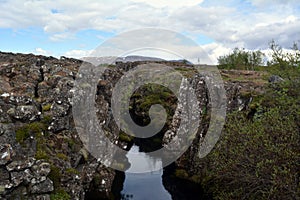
218,48,264,70
201,77,300,199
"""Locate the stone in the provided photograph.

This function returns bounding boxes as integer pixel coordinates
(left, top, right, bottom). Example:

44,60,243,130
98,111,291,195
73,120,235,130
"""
24,169,34,184
0,123,8,136
35,194,51,200
0,144,14,165
0,168,9,180
32,161,51,177
36,59,45,67
30,178,54,194
6,157,36,171
11,171,25,187
7,105,39,121
269,75,284,83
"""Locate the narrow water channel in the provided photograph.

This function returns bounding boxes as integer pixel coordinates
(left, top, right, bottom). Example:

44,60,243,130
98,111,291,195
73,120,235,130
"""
120,145,172,200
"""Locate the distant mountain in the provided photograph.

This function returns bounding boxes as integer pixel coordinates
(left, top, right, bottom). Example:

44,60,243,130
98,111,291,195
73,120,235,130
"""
115,55,165,63
81,56,117,65
81,55,195,66
81,55,164,65
168,59,193,65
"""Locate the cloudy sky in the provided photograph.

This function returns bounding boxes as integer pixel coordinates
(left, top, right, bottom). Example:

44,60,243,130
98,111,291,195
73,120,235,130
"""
0,0,299,63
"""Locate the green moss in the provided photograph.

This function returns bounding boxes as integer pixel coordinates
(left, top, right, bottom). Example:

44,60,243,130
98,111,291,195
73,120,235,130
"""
48,165,72,200
42,104,52,112
35,149,49,160
190,175,201,184
42,115,53,124
93,174,102,186
16,122,47,143
48,165,61,189
118,131,133,143
56,153,68,161
64,138,80,152
15,128,30,144
0,185,5,194
174,169,201,183
65,168,79,175
130,83,177,126
175,169,189,179
50,189,71,200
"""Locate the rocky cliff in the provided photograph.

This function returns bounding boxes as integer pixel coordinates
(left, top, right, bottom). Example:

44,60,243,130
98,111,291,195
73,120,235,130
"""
0,51,268,199
0,52,120,199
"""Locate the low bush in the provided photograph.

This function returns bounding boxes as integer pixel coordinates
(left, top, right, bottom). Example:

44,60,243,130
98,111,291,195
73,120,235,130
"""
201,76,300,199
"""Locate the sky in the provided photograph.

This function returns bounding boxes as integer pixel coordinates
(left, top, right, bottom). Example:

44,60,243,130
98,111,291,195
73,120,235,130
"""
0,0,299,64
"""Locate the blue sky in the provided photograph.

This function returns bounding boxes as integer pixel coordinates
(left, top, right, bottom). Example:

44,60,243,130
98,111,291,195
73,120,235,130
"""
0,0,299,63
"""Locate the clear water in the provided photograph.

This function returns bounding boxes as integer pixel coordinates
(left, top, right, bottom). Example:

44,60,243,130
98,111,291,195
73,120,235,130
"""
121,145,172,200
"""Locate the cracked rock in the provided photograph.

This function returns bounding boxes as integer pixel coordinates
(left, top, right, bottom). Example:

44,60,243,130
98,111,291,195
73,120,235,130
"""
30,178,54,194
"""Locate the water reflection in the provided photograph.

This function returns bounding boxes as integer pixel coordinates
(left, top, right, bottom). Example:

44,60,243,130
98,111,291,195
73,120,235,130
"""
121,145,172,200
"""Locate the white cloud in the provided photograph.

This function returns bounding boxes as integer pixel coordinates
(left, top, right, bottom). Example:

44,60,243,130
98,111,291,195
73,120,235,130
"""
236,17,300,49
249,0,299,8
63,49,93,58
35,48,52,56
201,43,231,64
88,28,220,64
43,18,68,33
130,0,203,8
49,32,75,41
0,0,299,59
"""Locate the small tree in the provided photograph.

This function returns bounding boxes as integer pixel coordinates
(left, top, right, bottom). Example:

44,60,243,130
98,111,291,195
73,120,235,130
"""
218,48,264,70
269,40,300,67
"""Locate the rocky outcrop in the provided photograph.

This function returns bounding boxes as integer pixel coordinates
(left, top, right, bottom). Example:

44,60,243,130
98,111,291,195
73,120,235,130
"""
162,69,266,196
0,52,118,199
0,51,268,199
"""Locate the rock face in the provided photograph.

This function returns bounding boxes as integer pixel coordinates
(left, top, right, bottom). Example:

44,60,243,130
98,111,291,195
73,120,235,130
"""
0,52,118,199
0,51,267,199
162,69,266,197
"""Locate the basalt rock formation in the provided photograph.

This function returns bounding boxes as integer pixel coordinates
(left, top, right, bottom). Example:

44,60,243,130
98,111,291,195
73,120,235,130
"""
0,51,268,199
0,52,119,199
